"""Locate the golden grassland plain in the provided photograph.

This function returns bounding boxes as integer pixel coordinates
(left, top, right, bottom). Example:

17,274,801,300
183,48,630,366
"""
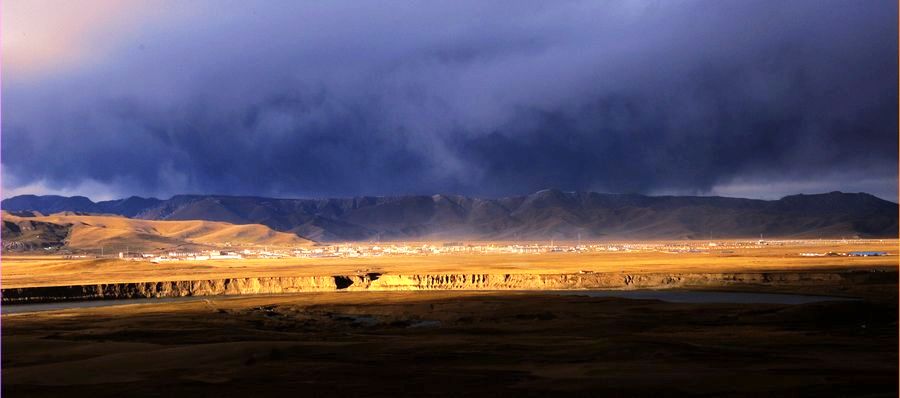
2,240,897,288
3,240,897,397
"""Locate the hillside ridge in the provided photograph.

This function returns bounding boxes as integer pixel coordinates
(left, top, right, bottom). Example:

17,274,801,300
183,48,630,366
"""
1,211,314,252
3,190,897,241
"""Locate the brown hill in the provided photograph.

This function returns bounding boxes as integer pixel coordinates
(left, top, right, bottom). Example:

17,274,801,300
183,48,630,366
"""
3,190,897,241
2,214,70,251
1,212,314,252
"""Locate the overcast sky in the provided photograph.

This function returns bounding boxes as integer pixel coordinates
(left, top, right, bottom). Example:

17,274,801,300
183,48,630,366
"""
2,0,897,201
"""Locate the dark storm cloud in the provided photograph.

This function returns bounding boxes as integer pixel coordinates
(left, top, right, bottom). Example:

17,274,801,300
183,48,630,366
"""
3,0,897,201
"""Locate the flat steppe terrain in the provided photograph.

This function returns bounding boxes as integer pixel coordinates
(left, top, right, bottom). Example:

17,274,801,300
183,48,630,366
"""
3,240,897,397
2,240,897,288
4,289,897,397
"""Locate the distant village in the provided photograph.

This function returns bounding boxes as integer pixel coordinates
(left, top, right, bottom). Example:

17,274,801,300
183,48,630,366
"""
58,238,891,263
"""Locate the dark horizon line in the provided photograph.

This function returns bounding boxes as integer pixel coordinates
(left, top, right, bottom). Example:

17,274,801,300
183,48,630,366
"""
3,189,896,205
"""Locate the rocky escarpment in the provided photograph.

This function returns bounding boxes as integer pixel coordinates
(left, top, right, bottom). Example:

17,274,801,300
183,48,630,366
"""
2,271,893,304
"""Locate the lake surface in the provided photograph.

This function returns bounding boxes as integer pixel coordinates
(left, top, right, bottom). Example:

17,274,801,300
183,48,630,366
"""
1,290,853,314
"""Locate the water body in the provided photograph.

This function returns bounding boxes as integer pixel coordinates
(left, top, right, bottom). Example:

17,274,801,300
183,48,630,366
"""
2,290,853,315
550,290,855,305
2,296,215,315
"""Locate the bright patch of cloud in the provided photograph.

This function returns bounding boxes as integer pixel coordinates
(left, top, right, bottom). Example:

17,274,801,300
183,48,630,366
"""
1,0,192,79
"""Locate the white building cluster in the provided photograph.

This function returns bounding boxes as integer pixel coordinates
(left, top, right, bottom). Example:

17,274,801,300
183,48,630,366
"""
120,250,244,263
111,238,890,263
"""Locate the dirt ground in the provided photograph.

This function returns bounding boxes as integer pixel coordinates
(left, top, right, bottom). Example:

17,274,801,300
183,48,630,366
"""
3,240,897,396
3,286,898,397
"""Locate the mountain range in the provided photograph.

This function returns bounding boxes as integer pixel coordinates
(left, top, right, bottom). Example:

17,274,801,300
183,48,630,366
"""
2,190,897,241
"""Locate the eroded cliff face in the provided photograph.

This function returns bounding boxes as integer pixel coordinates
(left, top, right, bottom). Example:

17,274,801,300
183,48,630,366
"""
365,272,849,291
2,271,886,304
1,276,347,303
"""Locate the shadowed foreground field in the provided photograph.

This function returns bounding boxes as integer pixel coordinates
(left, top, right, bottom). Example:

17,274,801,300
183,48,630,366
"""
3,289,897,397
